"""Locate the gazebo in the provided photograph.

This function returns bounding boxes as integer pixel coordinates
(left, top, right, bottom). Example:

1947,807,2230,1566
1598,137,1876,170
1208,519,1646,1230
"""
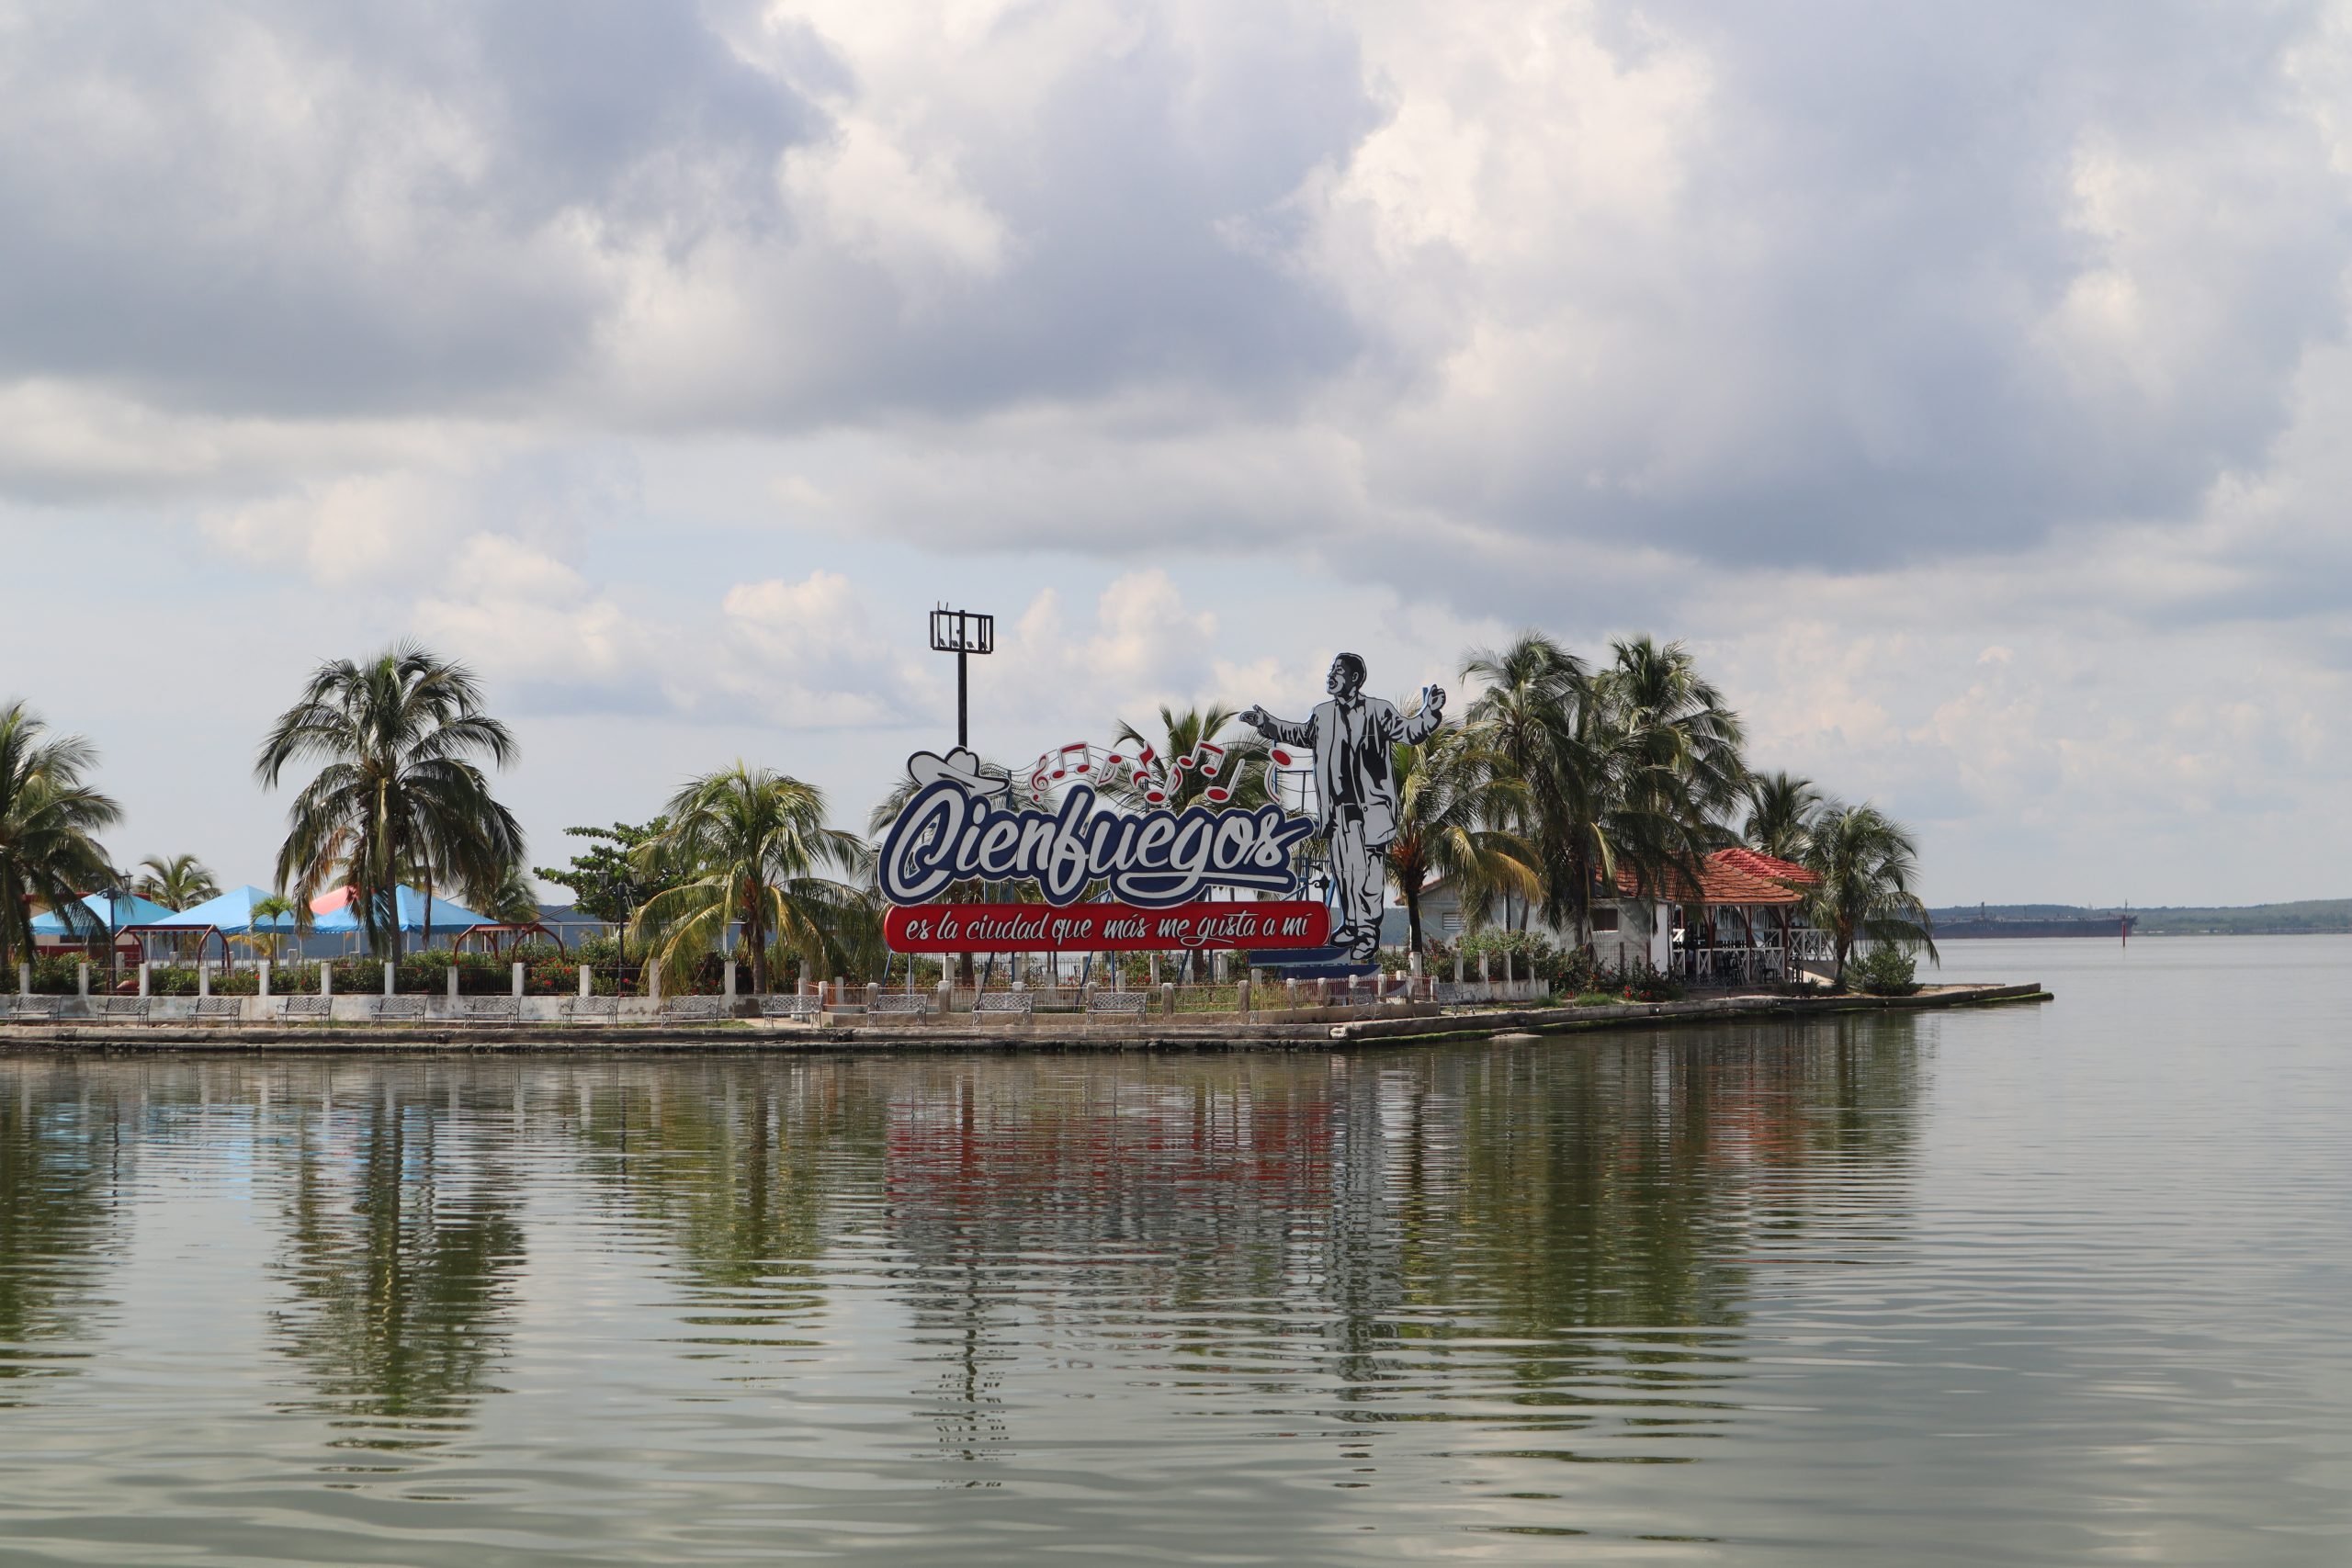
1619,848,1826,986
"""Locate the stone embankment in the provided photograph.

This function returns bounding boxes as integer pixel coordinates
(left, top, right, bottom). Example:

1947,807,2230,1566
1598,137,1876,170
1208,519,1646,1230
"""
0,982,2049,1053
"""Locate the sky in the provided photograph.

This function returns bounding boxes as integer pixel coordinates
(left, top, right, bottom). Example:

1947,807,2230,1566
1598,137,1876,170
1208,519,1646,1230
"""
2,0,2348,908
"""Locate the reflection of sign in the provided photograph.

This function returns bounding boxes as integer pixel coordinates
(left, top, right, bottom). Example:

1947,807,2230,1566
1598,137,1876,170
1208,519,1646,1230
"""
887,901,1329,953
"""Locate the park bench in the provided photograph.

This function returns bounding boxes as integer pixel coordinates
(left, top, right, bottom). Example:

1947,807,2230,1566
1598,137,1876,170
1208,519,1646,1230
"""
1086,990,1151,1020
560,995,620,1024
277,995,331,1022
458,996,521,1024
1,996,62,1022
868,991,932,1021
365,996,425,1022
192,998,244,1022
759,994,822,1021
94,997,151,1022
971,991,1035,1020
656,996,729,1024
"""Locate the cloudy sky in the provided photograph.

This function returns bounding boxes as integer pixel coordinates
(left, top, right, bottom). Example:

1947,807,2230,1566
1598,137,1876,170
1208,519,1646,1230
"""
3,0,2347,907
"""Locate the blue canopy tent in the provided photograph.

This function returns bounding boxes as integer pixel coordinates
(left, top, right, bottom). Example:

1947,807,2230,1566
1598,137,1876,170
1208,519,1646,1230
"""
311,886,491,952
31,891,176,941
153,886,300,936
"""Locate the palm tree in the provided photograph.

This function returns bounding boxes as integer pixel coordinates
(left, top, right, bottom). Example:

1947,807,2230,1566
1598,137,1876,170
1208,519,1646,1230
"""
1383,729,1539,953
240,894,299,961
630,764,869,996
0,701,121,972
465,861,542,926
1106,705,1271,814
1602,637,1747,840
254,645,523,965
1744,772,1822,862
1460,634,1587,933
133,853,220,911
1803,802,1938,985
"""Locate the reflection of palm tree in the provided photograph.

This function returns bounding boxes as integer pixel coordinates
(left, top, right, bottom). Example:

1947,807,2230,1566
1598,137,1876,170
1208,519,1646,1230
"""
0,1069,125,1404
271,1088,525,1446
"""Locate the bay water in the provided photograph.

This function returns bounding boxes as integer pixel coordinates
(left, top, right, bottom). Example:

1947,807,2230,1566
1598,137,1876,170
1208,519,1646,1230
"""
0,936,2345,1563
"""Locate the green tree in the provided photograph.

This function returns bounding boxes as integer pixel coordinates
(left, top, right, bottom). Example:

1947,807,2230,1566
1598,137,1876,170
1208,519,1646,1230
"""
1804,802,1939,985
531,820,673,924
240,894,300,961
254,645,523,964
629,764,869,995
466,861,542,925
132,852,220,911
1384,729,1538,953
1743,771,1822,861
0,701,121,971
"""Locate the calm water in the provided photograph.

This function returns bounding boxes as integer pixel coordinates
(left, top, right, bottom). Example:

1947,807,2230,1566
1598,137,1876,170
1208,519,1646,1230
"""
0,937,2346,1564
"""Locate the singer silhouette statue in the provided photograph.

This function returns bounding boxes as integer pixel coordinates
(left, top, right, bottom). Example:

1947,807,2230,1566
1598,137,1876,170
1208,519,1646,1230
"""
1240,653,1444,962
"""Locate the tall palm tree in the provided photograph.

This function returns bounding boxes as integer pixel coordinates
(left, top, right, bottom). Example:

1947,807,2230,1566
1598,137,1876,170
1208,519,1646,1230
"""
465,862,543,927
255,645,523,965
1803,801,1938,985
0,701,121,971
1602,637,1748,840
1383,730,1539,953
133,853,220,911
1461,634,1588,933
1744,772,1822,862
630,764,869,995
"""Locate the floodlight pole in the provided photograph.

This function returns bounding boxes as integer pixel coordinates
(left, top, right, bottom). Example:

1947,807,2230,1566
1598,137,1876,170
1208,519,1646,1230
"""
928,607,995,750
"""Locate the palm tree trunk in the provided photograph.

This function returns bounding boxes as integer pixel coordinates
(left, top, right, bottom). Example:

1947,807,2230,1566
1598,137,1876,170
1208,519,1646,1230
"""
1404,879,1424,953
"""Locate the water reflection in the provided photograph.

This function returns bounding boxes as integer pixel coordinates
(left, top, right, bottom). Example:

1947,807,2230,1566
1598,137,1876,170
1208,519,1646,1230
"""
0,1064,127,1399
267,1075,526,1452
0,1023,1926,1506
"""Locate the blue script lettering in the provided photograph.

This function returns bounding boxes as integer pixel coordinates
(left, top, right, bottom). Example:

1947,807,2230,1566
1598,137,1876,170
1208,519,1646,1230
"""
878,782,1310,908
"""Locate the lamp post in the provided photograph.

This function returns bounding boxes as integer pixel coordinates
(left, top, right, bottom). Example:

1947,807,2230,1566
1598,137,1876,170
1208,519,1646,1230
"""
928,607,994,750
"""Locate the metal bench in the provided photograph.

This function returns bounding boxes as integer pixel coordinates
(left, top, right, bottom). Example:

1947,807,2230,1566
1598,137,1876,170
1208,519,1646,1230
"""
94,997,151,1022
193,997,244,1022
1086,990,1152,1019
365,996,425,1022
972,990,1035,1019
2,996,62,1022
869,991,932,1021
1430,982,1466,1006
656,996,729,1023
759,994,822,1021
560,995,620,1024
458,996,521,1024
278,995,331,1021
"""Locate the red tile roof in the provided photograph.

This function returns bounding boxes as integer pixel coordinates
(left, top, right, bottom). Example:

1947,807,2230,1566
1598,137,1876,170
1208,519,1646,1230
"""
1616,847,1820,906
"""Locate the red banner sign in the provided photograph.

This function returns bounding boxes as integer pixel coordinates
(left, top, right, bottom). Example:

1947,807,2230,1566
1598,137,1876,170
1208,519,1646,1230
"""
886,900,1330,953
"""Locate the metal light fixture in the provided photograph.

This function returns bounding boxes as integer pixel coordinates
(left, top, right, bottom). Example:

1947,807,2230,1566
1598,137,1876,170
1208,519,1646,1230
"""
928,606,994,750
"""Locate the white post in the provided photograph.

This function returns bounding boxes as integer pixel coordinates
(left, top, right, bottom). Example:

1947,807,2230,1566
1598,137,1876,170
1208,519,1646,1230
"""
383,958,395,997
1148,953,1159,987
76,962,89,998
511,961,525,999
865,982,880,1011
18,962,31,997
198,962,210,998
1161,981,1175,1016
449,964,460,1003
1285,977,1298,1010
1408,952,1421,978
648,963,661,1004
1453,950,1463,984
321,963,333,998
138,961,150,998
724,961,737,1004
259,960,270,999
579,964,593,998
937,979,953,1015
1237,978,1250,1014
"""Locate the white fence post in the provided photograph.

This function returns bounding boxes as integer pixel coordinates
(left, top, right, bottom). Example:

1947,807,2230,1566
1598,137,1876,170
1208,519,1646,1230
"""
580,963,593,998
1237,978,1250,1015
77,962,89,998
322,963,333,998
511,961,524,999
449,964,460,1003
937,979,953,1015
384,958,396,998
1161,982,1175,1016
724,961,737,1004
259,960,270,999
198,962,210,998
18,962,31,996
138,961,150,998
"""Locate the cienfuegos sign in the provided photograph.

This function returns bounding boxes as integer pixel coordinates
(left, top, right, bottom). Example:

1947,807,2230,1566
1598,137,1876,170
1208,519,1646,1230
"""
885,900,1329,953
876,746,1327,953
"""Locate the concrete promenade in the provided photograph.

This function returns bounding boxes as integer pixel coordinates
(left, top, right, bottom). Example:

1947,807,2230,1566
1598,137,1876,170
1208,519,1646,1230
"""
0,982,2050,1052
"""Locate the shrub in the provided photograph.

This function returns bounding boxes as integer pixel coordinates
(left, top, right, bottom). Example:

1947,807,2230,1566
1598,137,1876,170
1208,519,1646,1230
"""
1850,945,1920,997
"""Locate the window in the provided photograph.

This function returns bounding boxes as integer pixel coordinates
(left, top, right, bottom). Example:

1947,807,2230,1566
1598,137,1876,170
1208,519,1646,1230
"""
1441,911,1463,935
1591,906,1621,932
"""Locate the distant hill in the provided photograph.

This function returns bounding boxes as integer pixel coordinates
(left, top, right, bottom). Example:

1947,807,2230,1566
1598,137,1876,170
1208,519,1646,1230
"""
1929,901,2352,936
